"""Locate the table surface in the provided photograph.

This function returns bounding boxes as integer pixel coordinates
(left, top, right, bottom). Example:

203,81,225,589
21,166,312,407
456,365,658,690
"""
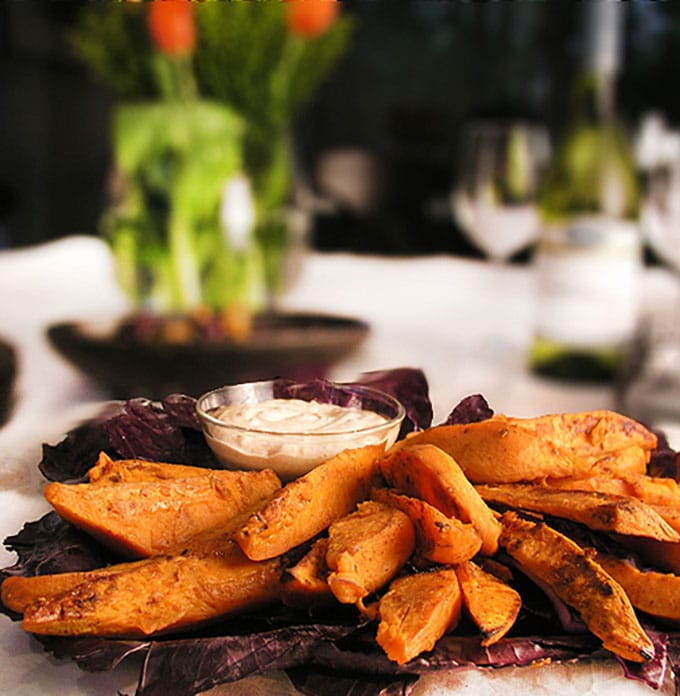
0,235,677,695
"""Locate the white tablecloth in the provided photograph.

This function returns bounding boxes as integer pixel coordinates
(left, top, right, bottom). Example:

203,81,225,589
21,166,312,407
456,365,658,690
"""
0,236,677,695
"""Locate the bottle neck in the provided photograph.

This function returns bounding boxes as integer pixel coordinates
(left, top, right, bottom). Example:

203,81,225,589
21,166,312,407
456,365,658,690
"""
572,69,617,126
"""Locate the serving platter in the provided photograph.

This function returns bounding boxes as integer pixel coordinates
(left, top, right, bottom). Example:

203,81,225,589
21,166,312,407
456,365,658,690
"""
1,375,679,696
47,312,369,400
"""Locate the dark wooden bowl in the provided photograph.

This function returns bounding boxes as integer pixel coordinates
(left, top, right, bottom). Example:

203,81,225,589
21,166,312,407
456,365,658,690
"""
47,312,369,400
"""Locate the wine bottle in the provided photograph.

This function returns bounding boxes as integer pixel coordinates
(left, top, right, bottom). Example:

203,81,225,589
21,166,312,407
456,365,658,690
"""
529,2,642,382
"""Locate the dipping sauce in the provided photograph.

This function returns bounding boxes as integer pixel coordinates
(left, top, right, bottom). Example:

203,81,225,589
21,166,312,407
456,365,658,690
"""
203,398,400,480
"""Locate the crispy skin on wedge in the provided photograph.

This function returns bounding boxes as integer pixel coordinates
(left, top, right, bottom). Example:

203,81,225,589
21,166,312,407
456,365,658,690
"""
20,541,283,638
45,468,281,558
234,445,383,562
88,452,219,484
376,568,462,665
281,537,334,608
380,444,500,555
371,487,482,565
477,483,680,542
326,501,415,605
592,550,680,623
455,560,521,646
499,511,654,663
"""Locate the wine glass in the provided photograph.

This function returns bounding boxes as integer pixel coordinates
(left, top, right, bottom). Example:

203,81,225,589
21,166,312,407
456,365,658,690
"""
451,120,551,263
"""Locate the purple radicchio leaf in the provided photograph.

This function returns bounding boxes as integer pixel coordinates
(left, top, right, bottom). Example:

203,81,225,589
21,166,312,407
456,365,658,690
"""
615,628,669,691
39,395,217,483
355,368,433,437
0,512,117,620
37,636,151,674
134,624,360,696
442,393,494,426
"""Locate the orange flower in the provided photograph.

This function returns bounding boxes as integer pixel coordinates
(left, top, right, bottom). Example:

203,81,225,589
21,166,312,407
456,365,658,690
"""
286,0,339,38
147,0,196,55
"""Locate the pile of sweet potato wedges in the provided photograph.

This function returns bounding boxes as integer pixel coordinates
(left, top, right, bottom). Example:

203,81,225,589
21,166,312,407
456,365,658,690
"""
4,408,680,667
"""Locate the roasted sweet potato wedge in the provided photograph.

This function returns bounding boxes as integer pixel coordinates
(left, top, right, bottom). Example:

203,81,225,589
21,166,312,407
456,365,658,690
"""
506,410,657,464
88,452,218,484
392,421,581,483
455,559,521,646
1,560,153,614
44,468,281,558
376,568,462,665
281,537,334,608
393,410,656,483
592,550,680,623
20,541,283,638
380,444,500,555
499,511,654,663
477,483,680,542
370,487,482,565
326,500,415,605
548,473,680,510
234,444,383,562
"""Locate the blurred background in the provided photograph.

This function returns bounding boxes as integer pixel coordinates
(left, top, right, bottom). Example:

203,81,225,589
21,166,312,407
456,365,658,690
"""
3,1,680,259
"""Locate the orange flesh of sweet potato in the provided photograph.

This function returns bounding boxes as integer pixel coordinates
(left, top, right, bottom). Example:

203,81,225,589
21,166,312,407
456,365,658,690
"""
44,468,281,558
281,537,334,608
376,568,462,665
455,560,521,646
504,410,657,461
499,511,654,663
88,452,220,484
326,500,415,605
592,550,680,623
1,560,153,614
370,487,482,565
234,444,383,562
380,444,500,555
477,483,680,542
20,541,283,638
393,421,580,483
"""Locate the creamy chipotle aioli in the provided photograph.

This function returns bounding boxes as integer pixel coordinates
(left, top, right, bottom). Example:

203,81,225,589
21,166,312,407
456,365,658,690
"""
205,398,397,480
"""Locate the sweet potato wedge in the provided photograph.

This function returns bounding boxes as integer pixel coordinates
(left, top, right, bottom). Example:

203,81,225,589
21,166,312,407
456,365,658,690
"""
592,550,680,623
392,421,581,483
370,487,482,565
376,568,462,665
20,541,283,638
88,452,218,484
326,500,415,605
455,559,521,646
548,473,680,510
380,444,500,555
1,560,152,614
393,410,656,483
508,410,656,456
44,468,281,558
281,537,334,608
477,483,680,542
234,444,384,562
499,511,654,663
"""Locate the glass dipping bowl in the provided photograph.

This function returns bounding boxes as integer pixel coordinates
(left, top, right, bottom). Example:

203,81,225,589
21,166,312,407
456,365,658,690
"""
196,379,405,481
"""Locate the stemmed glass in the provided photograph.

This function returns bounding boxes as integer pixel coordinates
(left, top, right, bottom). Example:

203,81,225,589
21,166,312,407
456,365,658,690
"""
451,120,551,263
